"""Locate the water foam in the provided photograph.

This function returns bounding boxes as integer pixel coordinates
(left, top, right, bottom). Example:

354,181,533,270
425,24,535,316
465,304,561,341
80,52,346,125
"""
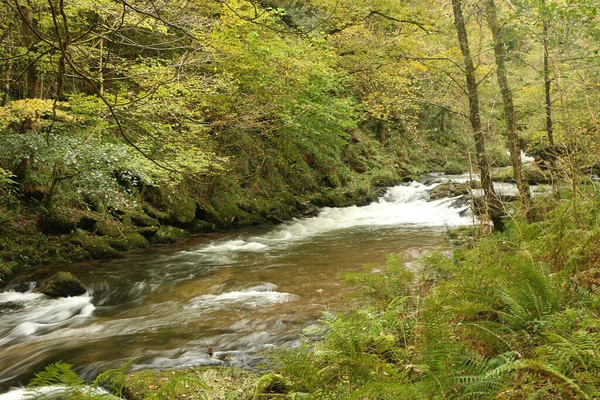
185,283,298,311
185,181,472,257
0,386,111,400
0,293,95,346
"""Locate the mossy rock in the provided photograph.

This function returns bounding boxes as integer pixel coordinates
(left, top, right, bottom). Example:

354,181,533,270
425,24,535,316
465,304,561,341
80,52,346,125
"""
492,165,550,184
122,367,256,400
69,230,122,260
254,373,291,400
129,212,159,227
152,226,191,244
195,203,225,227
190,220,217,232
443,161,466,175
523,164,550,184
232,217,267,229
93,221,122,237
107,232,150,251
144,186,197,226
0,300,25,314
429,182,471,200
370,171,401,188
492,166,514,182
39,271,87,297
143,205,170,223
137,225,159,238
39,209,90,234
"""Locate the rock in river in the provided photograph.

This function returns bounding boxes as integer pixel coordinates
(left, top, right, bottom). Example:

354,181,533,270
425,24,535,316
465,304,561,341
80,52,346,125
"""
39,271,87,297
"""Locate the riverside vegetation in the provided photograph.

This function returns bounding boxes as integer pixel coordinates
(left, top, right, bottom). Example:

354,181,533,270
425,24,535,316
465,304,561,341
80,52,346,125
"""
2,0,600,398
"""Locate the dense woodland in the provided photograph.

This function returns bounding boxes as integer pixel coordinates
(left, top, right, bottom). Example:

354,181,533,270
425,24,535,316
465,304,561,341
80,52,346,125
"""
3,0,600,398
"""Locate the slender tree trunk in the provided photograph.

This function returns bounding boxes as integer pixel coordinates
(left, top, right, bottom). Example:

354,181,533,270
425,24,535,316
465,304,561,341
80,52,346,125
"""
542,4,558,199
22,6,39,98
484,0,532,219
451,0,504,230
99,38,104,96
2,49,11,106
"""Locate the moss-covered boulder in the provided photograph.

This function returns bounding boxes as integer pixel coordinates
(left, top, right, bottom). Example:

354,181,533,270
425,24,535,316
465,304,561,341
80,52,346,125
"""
122,367,256,400
137,225,159,238
152,226,191,244
69,230,122,259
93,221,122,237
523,164,550,184
195,202,227,228
254,373,292,400
39,271,87,297
129,211,159,227
443,161,466,175
143,186,197,226
107,231,150,251
38,209,95,234
429,182,472,200
492,165,550,184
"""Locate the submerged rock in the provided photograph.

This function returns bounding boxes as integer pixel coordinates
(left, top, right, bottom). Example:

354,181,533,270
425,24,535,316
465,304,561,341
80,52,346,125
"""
0,300,25,313
39,271,87,297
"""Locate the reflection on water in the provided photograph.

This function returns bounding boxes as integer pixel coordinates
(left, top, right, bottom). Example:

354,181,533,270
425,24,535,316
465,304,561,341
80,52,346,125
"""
0,177,473,393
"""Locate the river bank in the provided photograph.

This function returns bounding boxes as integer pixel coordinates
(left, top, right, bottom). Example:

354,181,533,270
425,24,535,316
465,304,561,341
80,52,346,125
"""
0,158,409,287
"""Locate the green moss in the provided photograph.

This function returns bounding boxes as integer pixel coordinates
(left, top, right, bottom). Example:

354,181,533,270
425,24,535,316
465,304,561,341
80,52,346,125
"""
492,166,515,182
39,271,87,297
129,211,159,227
143,186,197,226
443,161,466,175
254,373,291,400
122,367,256,400
152,226,191,244
137,226,159,238
93,221,122,237
107,231,150,251
492,165,550,184
429,181,472,200
69,230,121,260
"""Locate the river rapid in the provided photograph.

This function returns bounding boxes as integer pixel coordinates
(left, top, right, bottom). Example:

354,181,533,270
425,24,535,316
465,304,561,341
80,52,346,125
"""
0,176,475,394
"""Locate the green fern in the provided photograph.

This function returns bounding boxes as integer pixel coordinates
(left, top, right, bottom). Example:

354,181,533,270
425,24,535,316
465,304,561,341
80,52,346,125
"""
497,261,560,332
28,362,85,388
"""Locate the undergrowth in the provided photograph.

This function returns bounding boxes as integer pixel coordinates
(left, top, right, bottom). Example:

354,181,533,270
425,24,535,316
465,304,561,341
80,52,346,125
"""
265,195,600,399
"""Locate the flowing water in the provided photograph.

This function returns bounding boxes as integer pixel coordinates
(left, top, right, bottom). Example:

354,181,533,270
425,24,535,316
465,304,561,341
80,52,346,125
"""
0,176,475,395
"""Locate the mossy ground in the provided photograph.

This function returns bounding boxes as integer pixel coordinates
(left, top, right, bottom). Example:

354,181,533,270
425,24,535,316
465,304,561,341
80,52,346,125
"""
122,367,257,400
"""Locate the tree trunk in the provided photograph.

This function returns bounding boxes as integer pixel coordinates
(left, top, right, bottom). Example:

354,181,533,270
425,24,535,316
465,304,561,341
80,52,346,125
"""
484,0,533,219
542,1,558,198
22,6,39,99
451,0,504,230
2,49,11,106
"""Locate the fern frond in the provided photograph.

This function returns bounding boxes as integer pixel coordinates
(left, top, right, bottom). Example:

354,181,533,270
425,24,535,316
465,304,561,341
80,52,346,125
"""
28,362,85,388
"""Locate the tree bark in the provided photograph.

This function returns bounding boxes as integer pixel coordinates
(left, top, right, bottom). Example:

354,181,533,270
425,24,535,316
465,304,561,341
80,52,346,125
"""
484,0,533,219
22,6,39,98
542,0,558,198
451,0,504,230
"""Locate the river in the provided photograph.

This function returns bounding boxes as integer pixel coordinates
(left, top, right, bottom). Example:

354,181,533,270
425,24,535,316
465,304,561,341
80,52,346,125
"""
0,176,474,395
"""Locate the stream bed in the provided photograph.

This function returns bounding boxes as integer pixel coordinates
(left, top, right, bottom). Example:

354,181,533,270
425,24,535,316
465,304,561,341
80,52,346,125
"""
0,176,475,393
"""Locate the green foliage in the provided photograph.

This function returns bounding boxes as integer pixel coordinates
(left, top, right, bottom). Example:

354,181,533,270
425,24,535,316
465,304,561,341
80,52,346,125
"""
28,362,85,388
268,194,600,398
